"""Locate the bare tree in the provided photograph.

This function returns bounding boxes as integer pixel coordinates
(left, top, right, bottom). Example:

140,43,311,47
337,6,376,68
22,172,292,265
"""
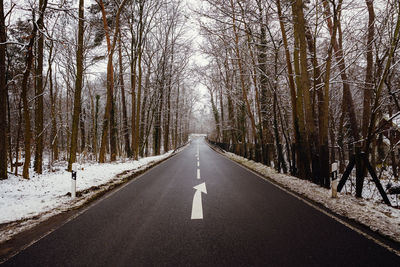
68,0,85,171
0,0,6,179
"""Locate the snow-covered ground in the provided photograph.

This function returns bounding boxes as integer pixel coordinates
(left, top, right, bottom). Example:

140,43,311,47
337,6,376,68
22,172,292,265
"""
0,150,177,243
223,151,400,244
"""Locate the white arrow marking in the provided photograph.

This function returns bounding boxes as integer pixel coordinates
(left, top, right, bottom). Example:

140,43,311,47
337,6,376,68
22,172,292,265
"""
197,169,200,179
191,182,207,219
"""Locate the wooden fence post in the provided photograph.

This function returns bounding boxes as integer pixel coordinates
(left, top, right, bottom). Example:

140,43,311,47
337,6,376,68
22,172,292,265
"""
337,155,356,192
355,146,364,198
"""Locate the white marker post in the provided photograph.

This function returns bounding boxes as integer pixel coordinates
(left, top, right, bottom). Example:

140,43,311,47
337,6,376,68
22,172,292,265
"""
71,163,77,198
331,162,338,198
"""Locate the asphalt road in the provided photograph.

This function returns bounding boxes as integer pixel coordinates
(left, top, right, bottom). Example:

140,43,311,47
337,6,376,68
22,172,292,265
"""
2,138,399,266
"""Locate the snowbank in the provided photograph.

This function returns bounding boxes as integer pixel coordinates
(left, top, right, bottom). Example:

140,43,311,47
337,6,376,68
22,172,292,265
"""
224,152,400,244
0,151,175,242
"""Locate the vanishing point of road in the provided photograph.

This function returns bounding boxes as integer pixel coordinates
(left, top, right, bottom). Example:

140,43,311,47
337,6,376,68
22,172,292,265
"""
2,138,399,266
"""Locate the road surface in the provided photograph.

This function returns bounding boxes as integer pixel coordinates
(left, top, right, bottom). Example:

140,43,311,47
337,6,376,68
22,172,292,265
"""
2,138,399,266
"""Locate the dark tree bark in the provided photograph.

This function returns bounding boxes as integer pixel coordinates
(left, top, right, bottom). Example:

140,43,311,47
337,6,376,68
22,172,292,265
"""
7,90,11,172
21,0,48,179
209,86,220,141
0,0,7,179
68,0,84,171
139,67,150,157
109,92,117,161
130,19,138,159
362,0,375,146
322,0,360,143
94,94,100,160
153,83,164,155
80,107,86,152
320,0,342,188
276,0,301,176
294,0,316,181
48,42,58,163
98,0,128,163
117,30,131,157
174,82,180,148
33,0,45,174
255,0,273,165
15,99,22,176
229,0,259,148
134,1,145,159
163,45,174,152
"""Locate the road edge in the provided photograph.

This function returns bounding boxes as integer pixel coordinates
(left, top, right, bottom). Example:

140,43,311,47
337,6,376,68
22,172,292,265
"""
0,143,189,264
206,141,400,257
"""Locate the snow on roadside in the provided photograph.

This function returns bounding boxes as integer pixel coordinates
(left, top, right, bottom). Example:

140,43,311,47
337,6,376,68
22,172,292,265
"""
0,150,176,242
224,152,400,243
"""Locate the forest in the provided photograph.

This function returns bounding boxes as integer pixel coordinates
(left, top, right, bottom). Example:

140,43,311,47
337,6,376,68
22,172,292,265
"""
0,0,198,180
2,1,400,263
199,0,400,198
0,0,400,202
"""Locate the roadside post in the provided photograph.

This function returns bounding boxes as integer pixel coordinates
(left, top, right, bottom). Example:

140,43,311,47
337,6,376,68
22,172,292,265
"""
71,163,77,198
331,162,338,198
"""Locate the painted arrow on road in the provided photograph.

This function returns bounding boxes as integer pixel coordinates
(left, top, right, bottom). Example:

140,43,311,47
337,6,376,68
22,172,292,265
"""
191,182,207,220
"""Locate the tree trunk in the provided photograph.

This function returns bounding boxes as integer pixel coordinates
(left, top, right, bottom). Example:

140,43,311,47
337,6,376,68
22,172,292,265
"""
222,53,236,144
80,107,86,153
290,0,311,180
304,20,329,186
98,0,113,163
130,21,138,159
48,42,58,163
98,0,128,163
294,0,316,181
34,0,45,174
276,0,301,176
209,87,220,140
21,0,48,179
118,30,131,157
0,0,6,179
7,90,12,172
163,46,174,152
94,94,100,160
229,0,258,147
109,92,117,161
139,69,150,157
154,85,163,155
135,2,145,159
174,82,180,148
364,5,400,157
163,81,172,152
362,0,375,147
15,100,22,176
319,0,342,188
273,91,286,173
68,0,84,171
271,43,287,173
255,0,272,165
145,92,155,156
322,0,360,143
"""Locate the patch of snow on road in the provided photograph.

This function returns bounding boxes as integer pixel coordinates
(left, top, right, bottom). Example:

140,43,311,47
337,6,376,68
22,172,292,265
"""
0,151,175,242
224,152,400,243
